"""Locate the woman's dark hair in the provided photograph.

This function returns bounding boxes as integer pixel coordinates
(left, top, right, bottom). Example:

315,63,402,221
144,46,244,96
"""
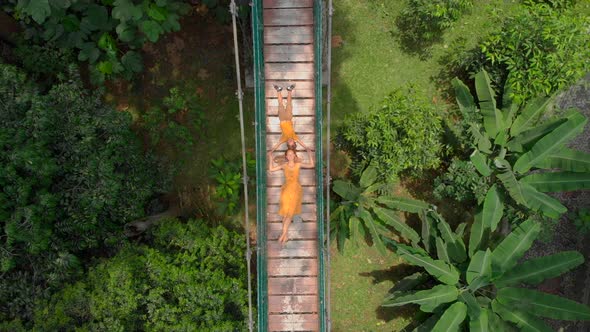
287,140,297,150
284,147,297,160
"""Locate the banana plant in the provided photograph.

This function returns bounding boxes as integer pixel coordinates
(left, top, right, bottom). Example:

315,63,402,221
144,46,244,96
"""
382,210,590,331
452,70,590,222
330,165,429,255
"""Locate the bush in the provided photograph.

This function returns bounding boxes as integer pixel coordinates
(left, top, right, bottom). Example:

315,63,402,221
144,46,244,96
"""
3,0,191,83
433,159,490,203
33,218,250,331
208,153,255,215
396,0,472,53
335,86,443,179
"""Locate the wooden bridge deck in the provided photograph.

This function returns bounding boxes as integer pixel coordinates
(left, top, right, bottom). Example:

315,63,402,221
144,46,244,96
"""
263,0,320,330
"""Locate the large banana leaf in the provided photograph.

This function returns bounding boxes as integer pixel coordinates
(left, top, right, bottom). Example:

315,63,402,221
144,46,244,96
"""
491,219,540,276
492,300,553,332
510,96,552,137
373,206,420,244
502,85,518,128
452,77,477,119
412,312,442,332
420,210,436,254
470,150,492,176
497,287,590,321
514,112,587,173
435,215,466,263
358,208,387,255
468,209,488,257
436,237,451,263
506,117,567,153
432,301,467,332
467,249,492,290
521,171,590,192
348,215,366,248
482,185,503,232
376,196,429,213
534,148,590,172
475,70,503,138
488,308,519,332
393,242,460,285
520,182,567,219
459,290,481,318
359,164,378,188
469,307,490,332
332,180,361,201
388,271,428,295
495,251,584,287
382,284,458,313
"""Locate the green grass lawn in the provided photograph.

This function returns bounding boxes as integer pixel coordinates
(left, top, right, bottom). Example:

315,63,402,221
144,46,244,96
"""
329,0,520,330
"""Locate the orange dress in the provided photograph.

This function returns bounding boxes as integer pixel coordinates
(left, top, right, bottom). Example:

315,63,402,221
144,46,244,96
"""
279,162,303,217
279,120,299,144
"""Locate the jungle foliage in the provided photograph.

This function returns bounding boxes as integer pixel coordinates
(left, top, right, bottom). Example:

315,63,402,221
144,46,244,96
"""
0,62,164,325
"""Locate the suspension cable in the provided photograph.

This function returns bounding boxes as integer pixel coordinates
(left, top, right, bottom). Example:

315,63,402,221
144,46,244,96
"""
229,1,254,331
325,0,334,331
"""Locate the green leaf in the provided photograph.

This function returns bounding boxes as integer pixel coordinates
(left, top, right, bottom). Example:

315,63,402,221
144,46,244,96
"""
497,287,590,321
78,42,100,63
470,150,492,176
373,206,420,244
147,4,168,22
420,210,436,254
140,20,163,43
394,242,460,285
359,164,379,188
84,4,110,30
520,182,567,219
452,77,477,119
116,22,135,42
482,185,503,232
492,300,553,332
358,208,387,255
432,301,467,332
97,60,113,74
507,118,567,153
412,313,443,332
510,96,552,137
521,172,590,192
467,249,492,289
112,0,143,22
469,307,490,332
491,219,540,276
121,51,143,73
475,70,503,138
436,237,451,263
383,284,459,313
348,215,363,248
495,160,527,206
495,251,584,287
458,290,481,318
514,112,587,173
434,212,466,263
98,32,117,53
455,222,466,239
376,196,429,213
332,180,360,201
21,0,51,24
534,148,590,172
468,209,488,257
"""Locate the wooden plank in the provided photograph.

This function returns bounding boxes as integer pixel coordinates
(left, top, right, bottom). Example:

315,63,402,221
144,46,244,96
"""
268,314,319,331
264,26,313,44
265,45,314,62
267,133,315,148
268,258,318,276
267,186,316,204
267,175,315,187
263,0,314,9
266,63,314,73
267,203,316,214
268,222,317,240
268,277,318,295
268,295,318,313
266,99,314,108
267,212,316,222
267,115,314,132
265,81,314,98
265,71,313,80
263,8,313,26
267,240,317,258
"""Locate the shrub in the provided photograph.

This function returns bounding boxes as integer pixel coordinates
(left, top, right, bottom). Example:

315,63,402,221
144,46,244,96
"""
335,86,443,179
33,218,250,331
433,159,490,203
3,0,191,83
208,153,255,215
396,0,472,53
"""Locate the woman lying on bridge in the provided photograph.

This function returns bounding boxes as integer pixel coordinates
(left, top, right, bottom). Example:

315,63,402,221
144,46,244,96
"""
269,84,302,153
268,142,314,244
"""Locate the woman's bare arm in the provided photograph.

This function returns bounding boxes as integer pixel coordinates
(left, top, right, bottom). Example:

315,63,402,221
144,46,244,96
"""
300,145,315,168
268,151,282,172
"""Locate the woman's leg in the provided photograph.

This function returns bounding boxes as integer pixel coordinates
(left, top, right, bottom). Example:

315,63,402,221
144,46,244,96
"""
286,89,293,118
277,90,291,122
279,215,293,244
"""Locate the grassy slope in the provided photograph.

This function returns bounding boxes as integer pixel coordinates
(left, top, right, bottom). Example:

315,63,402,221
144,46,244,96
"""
329,0,519,330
